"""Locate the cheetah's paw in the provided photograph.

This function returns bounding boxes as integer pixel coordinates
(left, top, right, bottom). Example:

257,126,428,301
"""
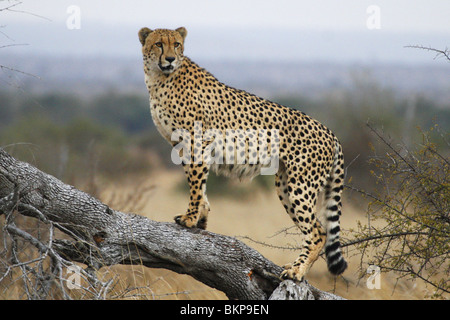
280,263,306,282
174,214,205,229
174,214,195,228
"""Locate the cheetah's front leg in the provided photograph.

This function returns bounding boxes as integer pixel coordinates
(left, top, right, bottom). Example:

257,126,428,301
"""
174,162,210,229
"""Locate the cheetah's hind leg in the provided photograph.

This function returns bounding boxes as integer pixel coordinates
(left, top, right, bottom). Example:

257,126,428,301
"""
275,162,326,281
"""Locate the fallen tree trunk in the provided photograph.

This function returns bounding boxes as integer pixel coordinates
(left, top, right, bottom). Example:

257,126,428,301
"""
0,148,344,300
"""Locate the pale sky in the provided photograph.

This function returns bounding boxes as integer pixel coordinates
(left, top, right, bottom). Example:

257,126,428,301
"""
1,0,449,63
3,0,450,32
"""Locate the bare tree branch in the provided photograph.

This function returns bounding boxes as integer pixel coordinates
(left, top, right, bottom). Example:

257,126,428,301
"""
405,45,450,62
0,0,46,83
0,0,52,21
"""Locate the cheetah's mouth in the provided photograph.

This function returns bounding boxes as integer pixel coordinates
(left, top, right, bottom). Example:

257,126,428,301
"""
159,64,174,73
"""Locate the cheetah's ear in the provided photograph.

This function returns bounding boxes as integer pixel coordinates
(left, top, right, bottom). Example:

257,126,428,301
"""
138,27,153,46
176,27,187,41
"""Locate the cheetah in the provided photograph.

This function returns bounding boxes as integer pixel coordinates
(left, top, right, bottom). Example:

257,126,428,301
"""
138,27,347,281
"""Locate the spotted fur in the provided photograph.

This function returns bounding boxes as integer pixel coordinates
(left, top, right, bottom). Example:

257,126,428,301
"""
139,27,347,280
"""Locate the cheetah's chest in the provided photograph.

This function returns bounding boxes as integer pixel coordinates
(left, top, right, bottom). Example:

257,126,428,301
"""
149,100,173,142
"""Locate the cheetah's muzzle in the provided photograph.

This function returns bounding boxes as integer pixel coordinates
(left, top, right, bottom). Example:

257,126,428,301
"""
159,64,174,73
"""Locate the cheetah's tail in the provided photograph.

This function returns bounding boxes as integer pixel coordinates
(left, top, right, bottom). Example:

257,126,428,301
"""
323,139,348,275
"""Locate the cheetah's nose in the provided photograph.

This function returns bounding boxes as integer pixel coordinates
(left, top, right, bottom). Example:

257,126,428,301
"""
166,57,175,63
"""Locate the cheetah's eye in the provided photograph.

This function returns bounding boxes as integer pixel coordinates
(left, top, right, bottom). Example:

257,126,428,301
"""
174,42,181,48
155,42,163,48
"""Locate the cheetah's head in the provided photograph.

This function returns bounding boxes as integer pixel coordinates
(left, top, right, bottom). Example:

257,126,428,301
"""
139,27,187,75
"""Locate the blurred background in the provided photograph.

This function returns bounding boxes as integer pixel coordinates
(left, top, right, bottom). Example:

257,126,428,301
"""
0,0,449,299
